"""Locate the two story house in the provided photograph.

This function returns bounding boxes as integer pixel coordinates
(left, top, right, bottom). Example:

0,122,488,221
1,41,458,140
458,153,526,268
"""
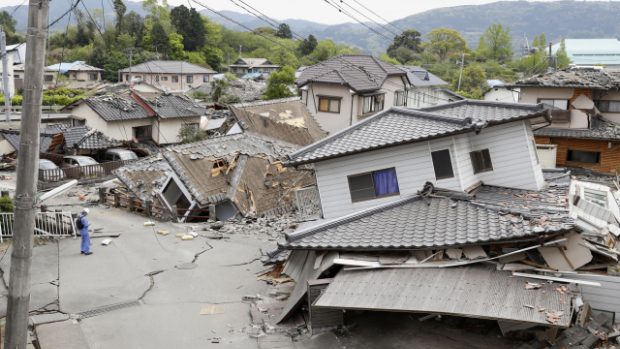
297,55,410,134
287,100,549,219
118,61,218,93
401,66,463,108
514,68,620,172
228,58,280,77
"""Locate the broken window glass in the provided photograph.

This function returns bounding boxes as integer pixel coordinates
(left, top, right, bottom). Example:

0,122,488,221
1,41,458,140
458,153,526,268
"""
431,149,454,180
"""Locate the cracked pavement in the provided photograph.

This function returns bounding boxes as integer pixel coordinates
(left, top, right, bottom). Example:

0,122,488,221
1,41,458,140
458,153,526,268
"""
0,201,279,349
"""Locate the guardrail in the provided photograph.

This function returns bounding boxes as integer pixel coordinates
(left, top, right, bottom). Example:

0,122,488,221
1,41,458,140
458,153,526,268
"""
0,211,75,242
39,159,134,182
3,105,65,113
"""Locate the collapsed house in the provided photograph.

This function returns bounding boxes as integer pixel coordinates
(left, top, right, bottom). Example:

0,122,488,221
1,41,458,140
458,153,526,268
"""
44,124,124,155
116,133,317,221
268,100,620,344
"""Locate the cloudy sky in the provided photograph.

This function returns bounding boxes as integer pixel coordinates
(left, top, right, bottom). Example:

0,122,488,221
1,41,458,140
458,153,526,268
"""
3,0,608,24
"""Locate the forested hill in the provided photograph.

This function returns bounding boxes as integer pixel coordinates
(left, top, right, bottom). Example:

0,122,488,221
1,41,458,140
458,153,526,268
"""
4,1,620,53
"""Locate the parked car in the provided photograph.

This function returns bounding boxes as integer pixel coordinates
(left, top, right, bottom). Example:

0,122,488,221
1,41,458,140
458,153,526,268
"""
103,148,138,162
61,156,100,179
39,159,65,182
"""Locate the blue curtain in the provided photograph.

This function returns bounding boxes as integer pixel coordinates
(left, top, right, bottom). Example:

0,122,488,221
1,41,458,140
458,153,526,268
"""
373,168,399,196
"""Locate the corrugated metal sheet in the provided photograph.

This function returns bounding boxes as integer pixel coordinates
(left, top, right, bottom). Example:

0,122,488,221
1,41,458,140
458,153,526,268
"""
314,265,572,327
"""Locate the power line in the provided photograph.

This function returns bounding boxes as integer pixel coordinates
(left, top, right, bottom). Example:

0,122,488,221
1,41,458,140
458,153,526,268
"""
321,0,392,41
46,0,82,29
336,0,399,37
348,0,403,33
8,0,28,17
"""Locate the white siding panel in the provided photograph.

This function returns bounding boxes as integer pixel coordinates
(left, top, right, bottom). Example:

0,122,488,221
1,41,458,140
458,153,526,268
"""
453,135,477,189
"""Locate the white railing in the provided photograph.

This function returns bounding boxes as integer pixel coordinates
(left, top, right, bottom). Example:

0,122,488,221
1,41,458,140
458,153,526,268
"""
0,211,76,242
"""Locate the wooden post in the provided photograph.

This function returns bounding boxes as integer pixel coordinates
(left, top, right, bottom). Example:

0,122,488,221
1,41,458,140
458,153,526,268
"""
209,204,216,221
99,187,106,204
114,193,120,208
4,0,49,346
145,200,152,217
129,196,136,212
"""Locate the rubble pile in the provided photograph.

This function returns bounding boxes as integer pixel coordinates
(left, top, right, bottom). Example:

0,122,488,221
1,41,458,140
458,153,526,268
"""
197,214,300,241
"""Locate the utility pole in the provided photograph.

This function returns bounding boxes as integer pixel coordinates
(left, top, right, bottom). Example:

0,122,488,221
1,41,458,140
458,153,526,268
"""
0,26,11,122
548,42,554,70
127,47,133,88
457,53,465,91
4,0,49,347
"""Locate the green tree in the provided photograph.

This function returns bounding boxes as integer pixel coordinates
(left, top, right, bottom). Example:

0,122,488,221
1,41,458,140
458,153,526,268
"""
0,10,22,44
477,23,512,63
264,66,295,100
299,34,318,55
458,63,487,98
254,27,277,36
168,32,185,60
275,23,292,39
178,124,207,143
210,78,229,102
113,0,127,36
171,5,206,51
513,33,549,75
150,21,170,56
387,29,422,63
425,28,468,62
556,39,571,69
123,11,144,45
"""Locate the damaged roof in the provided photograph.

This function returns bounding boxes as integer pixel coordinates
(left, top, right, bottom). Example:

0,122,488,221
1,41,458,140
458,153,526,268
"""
287,101,548,166
45,125,121,150
513,68,620,90
534,116,620,141
167,132,297,159
283,185,573,250
115,156,173,202
0,130,53,153
315,265,572,327
296,55,408,93
229,97,327,146
141,94,207,119
83,95,152,121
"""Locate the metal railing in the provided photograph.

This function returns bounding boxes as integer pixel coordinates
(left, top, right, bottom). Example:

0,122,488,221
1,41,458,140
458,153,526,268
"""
0,211,76,242
39,159,134,182
295,186,322,220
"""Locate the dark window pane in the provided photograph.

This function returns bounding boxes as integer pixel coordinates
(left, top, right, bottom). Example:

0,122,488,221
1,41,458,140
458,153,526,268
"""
470,149,493,174
348,173,375,202
567,150,600,163
431,149,454,179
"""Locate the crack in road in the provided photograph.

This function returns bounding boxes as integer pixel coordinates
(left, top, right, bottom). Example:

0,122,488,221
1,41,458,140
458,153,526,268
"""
139,270,165,301
191,242,214,264
223,257,261,267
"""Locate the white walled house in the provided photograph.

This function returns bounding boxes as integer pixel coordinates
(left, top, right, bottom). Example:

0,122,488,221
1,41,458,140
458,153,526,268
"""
65,92,206,145
402,66,463,108
483,79,520,103
118,61,217,93
287,100,549,219
297,55,410,134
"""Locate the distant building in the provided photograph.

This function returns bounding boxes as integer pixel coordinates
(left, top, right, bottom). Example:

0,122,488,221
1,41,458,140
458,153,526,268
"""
297,55,410,134
13,64,57,91
483,79,519,103
401,66,462,108
229,58,280,77
118,60,218,93
46,61,104,89
551,39,620,69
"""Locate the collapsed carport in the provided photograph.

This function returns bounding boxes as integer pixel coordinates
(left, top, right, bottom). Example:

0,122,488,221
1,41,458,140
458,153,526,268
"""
312,265,572,328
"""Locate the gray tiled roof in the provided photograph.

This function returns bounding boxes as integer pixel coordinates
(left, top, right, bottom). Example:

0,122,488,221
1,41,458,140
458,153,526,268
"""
513,68,620,89
287,101,548,165
67,62,103,72
84,95,151,122
296,55,407,93
283,186,573,250
142,94,207,119
534,116,620,141
230,58,280,68
402,66,448,87
0,130,53,153
420,100,547,122
118,60,217,74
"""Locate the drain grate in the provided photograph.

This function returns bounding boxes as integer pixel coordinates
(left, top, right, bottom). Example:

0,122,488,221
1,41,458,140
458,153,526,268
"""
76,300,141,319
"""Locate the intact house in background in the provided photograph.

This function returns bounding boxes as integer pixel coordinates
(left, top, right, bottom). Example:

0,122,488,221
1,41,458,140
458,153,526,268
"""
551,39,620,69
229,58,281,78
64,92,207,145
514,68,620,173
287,100,548,219
118,60,218,93
13,64,57,91
483,79,519,103
297,55,410,134
401,66,463,108
46,61,104,89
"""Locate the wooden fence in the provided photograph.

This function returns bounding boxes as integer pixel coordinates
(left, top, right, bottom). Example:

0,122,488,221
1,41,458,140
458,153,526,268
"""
38,159,133,182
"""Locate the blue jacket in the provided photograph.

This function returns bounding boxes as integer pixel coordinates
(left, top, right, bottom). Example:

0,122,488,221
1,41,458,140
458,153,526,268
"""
79,215,90,234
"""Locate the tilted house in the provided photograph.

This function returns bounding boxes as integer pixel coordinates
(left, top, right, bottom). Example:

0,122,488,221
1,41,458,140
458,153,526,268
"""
44,124,122,155
288,100,549,219
297,55,410,134
65,92,207,145
118,60,218,93
514,68,620,172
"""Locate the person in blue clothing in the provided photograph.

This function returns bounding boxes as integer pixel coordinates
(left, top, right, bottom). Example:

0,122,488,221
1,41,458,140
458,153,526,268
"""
79,208,92,255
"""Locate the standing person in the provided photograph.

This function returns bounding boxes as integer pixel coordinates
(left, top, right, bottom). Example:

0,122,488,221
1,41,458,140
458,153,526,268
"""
78,208,92,255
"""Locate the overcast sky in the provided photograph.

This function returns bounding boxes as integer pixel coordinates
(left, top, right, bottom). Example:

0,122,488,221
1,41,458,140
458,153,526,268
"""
3,0,611,24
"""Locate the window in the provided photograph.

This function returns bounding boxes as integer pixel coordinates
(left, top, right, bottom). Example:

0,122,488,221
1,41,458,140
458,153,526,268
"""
597,100,620,113
185,122,199,130
14,74,20,79
203,75,209,83
470,149,493,174
89,73,98,81
362,94,385,114
318,96,341,113
538,99,569,110
155,75,160,82
172,75,179,83
44,74,54,82
394,91,407,107
431,149,454,179
348,168,400,203
161,76,168,81
186,75,194,83
567,149,600,163
583,188,607,208
124,74,129,82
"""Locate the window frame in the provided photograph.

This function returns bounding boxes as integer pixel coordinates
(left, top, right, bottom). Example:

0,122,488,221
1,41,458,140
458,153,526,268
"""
597,100,620,113
347,167,400,203
538,98,569,110
431,149,455,180
394,90,407,107
470,149,494,174
566,149,601,164
317,96,342,114
172,75,179,83
186,75,194,83
362,93,385,115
